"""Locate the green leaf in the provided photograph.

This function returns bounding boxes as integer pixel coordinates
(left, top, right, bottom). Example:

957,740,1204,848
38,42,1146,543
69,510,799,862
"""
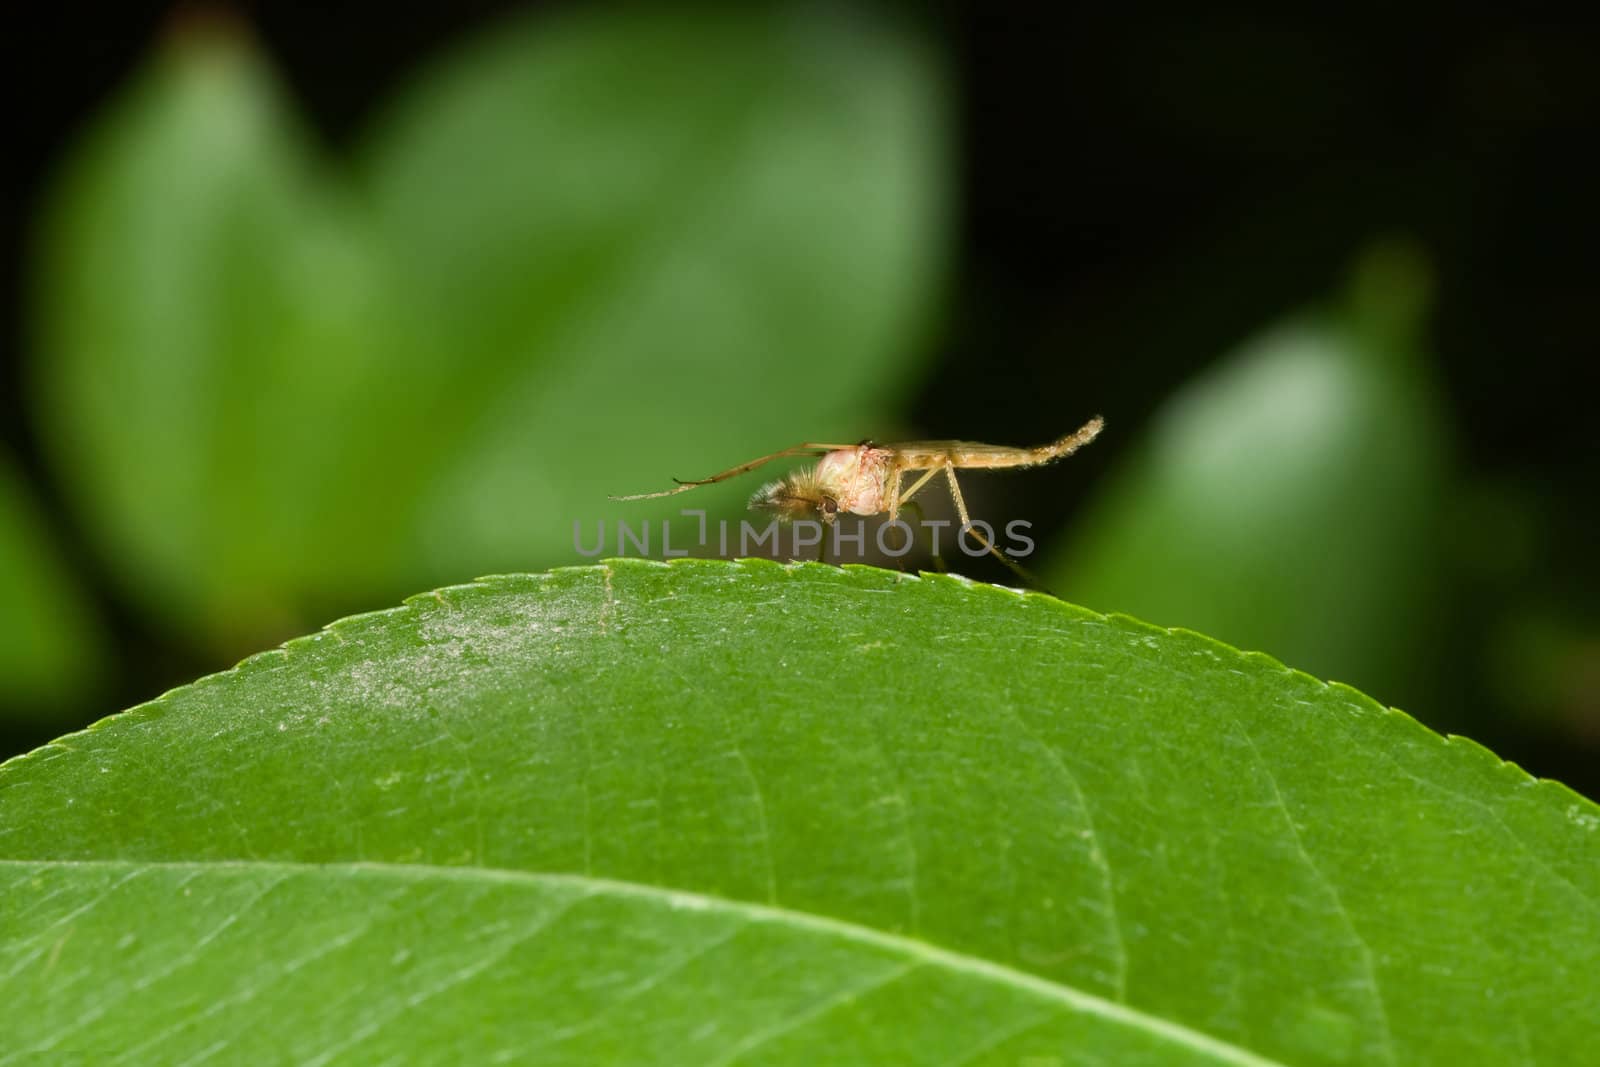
1044,242,1450,705
31,6,947,642
0,452,106,718
360,5,948,576
31,23,394,638
3,560,1594,1064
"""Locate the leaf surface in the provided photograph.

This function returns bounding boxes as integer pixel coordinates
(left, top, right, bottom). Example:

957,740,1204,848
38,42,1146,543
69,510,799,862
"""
2,560,1595,1064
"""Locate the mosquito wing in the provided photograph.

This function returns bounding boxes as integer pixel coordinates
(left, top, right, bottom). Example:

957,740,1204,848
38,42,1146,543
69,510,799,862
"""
888,419,1105,471
887,440,1036,469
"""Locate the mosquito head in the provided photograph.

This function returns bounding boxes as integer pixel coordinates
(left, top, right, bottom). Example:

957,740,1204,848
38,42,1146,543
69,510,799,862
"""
749,467,840,523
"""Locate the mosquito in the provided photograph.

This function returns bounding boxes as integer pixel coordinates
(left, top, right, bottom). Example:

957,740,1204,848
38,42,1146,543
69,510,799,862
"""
611,416,1104,580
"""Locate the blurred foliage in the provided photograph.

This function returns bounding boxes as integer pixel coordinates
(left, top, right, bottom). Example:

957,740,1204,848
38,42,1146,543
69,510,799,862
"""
1046,243,1449,709
1,2,1594,798
0,452,106,715
28,3,947,653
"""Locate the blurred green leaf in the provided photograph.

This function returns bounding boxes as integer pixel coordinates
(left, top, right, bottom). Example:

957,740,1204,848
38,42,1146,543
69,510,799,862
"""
1046,242,1450,704
361,6,948,574
32,21,396,641
32,5,947,645
3,560,1595,1063
0,453,105,717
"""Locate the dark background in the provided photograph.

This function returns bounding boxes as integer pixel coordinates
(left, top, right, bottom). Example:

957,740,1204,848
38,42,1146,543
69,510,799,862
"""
7,3,1597,791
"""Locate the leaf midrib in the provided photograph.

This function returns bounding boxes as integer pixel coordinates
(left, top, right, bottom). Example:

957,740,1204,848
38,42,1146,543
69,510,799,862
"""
2,856,1287,1067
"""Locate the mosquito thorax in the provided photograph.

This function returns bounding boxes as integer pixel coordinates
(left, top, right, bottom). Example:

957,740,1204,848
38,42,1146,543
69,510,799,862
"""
814,446,892,516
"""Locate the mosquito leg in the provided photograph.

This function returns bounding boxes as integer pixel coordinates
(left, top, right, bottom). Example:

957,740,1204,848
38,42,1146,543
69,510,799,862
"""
885,467,904,524
941,462,972,527
894,467,942,515
898,499,946,573
941,463,1048,591
609,442,853,500
884,501,913,572
889,465,954,571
